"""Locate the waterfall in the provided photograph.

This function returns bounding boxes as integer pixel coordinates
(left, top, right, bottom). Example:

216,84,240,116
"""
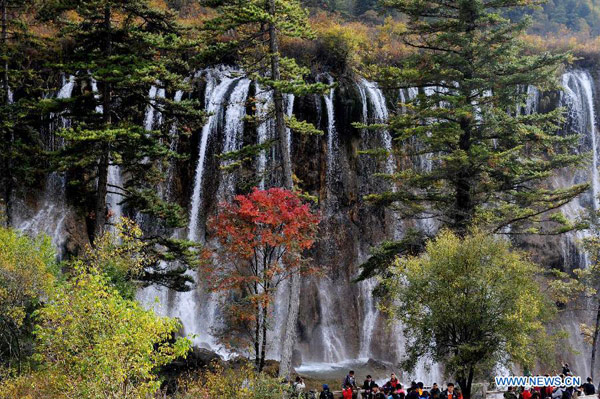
256,85,274,190
21,66,600,380
144,85,166,131
106,164,124,229
90,77,104,114
319,277,349,363
188,69,237,242
525,85,540,115
360,79,395,177
218,78,251,199
15,75,75,256
562,71,600,211
323,74,340,212
358,277,379,358
286,94,295,151
162,89,185,201
559,71,598,272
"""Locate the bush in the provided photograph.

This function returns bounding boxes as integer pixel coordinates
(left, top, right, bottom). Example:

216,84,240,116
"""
0,266,191,399
0,227,56,373
176,363,290,399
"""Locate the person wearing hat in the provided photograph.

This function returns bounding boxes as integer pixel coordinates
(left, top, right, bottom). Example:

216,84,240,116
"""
319,384,334,399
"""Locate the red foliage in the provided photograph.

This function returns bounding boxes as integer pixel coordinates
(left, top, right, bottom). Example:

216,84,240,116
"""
205,187,319,362
207,187,319,294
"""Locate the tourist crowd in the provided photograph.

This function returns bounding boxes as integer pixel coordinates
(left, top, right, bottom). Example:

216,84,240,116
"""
290,369,458,399
289,363,600,399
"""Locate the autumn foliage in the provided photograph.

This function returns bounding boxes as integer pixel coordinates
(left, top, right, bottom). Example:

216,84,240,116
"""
206,187,319,371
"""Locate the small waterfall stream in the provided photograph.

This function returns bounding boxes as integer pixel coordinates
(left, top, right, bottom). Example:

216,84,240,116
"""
188,69,237,242
256,85,274,190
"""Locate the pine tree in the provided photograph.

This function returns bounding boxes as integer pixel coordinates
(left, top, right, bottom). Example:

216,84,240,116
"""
358,0,588,278
0,0,51,226
40,0,205,289
201,0,327,376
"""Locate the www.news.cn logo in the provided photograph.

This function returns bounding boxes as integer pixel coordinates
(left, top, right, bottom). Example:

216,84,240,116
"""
495,376,582,388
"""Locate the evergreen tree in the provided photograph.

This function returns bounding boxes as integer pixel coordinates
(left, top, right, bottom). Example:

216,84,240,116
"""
359,0,588,278
39,0,205,289
201,0,327,376
0,0,52,226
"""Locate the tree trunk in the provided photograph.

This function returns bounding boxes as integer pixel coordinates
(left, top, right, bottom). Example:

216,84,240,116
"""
268,0,293,191
1,0,13,226
279,272,300,379
255,300,261,371
93,4,112,240
267,0,299,380
591,305,600,379
94,149,109,239
260,301,268,372
466,365,474,399
457,366,474,399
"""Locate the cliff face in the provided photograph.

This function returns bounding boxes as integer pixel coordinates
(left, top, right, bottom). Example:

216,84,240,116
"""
12,66,600,381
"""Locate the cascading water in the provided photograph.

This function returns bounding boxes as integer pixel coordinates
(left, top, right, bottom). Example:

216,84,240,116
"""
551,71,600,378
323,74,340,212
360,79,395,177
558,71,599,273
188,69,237,242
23,66,600,383
162,89,185,201
15,75,75,256
144,85,166,132
315,73,350,363
256,85,274,190
217,78,251,199
525,85,540,116
286,94,295,150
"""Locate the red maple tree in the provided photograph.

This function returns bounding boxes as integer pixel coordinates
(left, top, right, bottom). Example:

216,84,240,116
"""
206,187,319,371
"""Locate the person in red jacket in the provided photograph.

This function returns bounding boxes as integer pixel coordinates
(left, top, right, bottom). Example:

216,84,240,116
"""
342,384,353,399
522,387,532,399
386,373,401,390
